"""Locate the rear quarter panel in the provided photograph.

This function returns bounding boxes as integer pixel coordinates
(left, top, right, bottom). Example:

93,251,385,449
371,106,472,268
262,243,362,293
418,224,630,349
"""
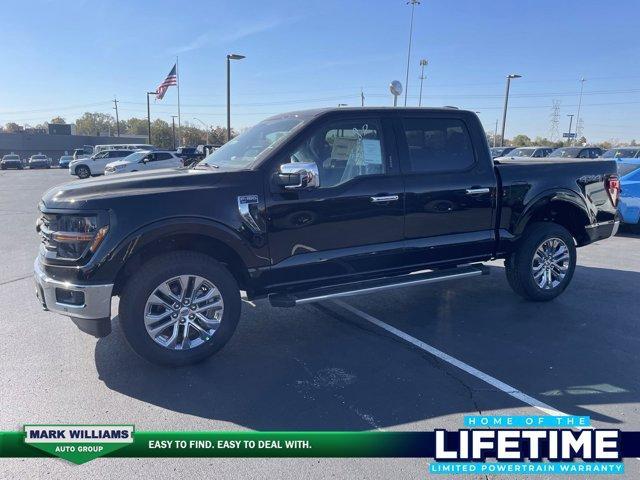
497,158,618,239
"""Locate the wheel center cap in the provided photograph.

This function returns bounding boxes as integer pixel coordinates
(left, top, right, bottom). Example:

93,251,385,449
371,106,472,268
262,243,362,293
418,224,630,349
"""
179,307,190,317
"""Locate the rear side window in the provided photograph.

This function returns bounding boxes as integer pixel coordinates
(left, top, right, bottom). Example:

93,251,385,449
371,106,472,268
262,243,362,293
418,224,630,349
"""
155,153,174,161
401,118,475,173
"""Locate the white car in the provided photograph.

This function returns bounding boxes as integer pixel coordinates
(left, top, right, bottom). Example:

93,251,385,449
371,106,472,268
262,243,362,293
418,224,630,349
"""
69,149,135,178
104,150,183,175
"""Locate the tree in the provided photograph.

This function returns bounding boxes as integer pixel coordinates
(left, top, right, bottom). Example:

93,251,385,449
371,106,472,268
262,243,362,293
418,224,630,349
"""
150,119,173,149
577,136,587,146
181,125,207,147
75,112,115,136
50,116,66,124
511,134,532,147
4,122,22,133
532,136,554,146
123,118,148,136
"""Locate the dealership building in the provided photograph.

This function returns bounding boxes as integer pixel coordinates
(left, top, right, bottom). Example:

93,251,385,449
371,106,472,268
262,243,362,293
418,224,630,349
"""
0,124,146,164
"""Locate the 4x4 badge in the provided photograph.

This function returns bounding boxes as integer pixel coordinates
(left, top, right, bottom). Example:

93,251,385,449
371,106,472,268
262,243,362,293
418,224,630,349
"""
237,195,262,233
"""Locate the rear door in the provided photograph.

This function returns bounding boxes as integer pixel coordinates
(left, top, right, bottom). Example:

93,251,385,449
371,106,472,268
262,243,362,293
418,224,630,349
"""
395,112,497,266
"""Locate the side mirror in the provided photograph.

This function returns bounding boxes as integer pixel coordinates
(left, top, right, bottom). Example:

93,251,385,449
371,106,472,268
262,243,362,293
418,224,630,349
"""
274,162,320,190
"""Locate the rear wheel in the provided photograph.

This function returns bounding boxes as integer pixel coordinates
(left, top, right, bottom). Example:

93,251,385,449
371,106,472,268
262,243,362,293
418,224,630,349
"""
76,165,91,179
119,251,241,366
505,222,576,301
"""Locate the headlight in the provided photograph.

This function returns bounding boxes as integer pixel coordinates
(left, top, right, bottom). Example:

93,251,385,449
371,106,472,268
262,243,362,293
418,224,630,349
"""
37,212,109,260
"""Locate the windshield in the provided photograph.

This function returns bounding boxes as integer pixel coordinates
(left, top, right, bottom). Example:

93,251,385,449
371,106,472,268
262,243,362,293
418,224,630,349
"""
549,147,581,158
198,116,308,170
32,155,46,159
4,155,19,160
121,151,147,163
509,148,535,157
603,148,640,158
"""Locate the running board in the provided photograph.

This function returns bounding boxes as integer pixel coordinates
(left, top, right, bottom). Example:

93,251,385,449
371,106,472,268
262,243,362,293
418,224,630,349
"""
268,264,489,308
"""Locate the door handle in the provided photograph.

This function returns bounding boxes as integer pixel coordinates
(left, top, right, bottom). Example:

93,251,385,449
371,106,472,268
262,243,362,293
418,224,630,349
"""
370,195,399,203
465,188,490,195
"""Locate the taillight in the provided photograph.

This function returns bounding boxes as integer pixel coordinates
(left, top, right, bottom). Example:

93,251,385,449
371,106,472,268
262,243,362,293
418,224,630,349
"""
606,175,620,207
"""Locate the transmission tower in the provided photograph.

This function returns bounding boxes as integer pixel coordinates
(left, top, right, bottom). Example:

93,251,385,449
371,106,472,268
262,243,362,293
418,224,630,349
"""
549,99,561,141
575,118,584,142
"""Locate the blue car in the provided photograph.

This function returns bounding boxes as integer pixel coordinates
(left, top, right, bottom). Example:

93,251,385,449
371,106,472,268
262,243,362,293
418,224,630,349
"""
617,158,640,231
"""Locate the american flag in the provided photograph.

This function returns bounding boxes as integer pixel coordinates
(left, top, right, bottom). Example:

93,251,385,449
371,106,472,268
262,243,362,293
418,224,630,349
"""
155,64,177,100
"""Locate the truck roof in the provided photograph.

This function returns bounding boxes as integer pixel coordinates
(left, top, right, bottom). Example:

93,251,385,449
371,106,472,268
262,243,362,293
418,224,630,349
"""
266,106,470,121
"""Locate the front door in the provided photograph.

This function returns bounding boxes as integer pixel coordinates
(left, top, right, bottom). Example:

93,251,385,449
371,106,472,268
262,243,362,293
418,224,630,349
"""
396,113,497,266
263,114,405,291
144,152,176,170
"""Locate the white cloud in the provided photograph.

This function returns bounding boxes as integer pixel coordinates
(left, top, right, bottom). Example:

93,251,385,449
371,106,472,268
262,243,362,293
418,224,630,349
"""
168,17,297,55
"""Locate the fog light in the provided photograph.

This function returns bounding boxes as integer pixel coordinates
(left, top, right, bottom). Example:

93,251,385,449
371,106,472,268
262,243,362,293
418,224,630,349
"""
55,289,85,306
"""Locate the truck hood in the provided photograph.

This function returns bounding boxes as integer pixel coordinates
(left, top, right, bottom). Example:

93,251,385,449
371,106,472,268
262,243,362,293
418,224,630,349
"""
42,167,227,209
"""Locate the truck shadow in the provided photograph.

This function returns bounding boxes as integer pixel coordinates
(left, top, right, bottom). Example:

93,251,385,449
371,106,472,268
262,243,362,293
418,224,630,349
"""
94,264,640,430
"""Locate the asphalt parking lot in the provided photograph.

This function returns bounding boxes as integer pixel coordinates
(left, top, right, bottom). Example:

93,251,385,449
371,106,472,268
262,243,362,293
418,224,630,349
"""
1,168,639,479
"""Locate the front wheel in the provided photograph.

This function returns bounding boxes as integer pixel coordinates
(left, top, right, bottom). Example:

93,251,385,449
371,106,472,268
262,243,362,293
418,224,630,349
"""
119,251,241,366
76,165,91,179
505,222,576,301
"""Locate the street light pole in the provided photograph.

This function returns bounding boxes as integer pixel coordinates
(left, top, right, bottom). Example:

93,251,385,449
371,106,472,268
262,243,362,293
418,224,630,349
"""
113,98,120,137
574,77,585,145
566,114,574,145
418,59,428,107
494,118,499,147
500,74,522,147
146,91,156,145
226,53,245,143
404,0,420,107
193,117,210,144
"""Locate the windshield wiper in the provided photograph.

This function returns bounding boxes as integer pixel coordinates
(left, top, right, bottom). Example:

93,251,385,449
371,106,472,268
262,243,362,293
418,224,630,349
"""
194,163,219,170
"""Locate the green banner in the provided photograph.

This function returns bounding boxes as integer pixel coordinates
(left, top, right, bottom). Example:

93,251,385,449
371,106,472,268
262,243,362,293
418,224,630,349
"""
2,429,419,464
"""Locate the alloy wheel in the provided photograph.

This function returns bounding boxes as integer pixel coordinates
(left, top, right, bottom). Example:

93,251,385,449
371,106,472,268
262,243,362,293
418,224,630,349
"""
143,275,224,350
531,237,570,290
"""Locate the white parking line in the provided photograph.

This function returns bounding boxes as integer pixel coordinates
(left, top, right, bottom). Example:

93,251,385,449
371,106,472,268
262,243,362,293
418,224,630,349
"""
332,299,567,417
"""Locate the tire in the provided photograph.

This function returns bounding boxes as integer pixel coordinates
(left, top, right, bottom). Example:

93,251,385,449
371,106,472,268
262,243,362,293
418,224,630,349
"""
504,222,576,302
119,251,241,366
75,165,91,179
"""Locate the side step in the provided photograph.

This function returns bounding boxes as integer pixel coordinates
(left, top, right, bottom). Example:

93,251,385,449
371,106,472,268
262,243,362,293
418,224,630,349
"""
268,263,489,307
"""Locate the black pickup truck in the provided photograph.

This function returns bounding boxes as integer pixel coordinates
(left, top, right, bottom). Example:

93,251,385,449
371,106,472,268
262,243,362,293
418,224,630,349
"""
34,107,620,366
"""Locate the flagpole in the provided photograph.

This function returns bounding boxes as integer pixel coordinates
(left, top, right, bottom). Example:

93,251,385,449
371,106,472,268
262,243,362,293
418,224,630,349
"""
176,56,182,147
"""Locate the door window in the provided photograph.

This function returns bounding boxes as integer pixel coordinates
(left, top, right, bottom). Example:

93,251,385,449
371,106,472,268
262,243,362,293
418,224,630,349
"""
401,118,475,173
288,119,384,188
154,153,174,161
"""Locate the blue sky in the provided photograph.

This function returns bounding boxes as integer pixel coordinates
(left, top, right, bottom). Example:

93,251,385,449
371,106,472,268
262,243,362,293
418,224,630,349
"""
1,0,639,142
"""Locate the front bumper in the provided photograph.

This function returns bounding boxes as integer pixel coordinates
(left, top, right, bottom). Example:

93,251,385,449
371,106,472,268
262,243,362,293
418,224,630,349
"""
34,258,113,336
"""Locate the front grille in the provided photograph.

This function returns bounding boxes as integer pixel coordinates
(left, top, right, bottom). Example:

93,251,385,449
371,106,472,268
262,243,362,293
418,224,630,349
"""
39,213,56,252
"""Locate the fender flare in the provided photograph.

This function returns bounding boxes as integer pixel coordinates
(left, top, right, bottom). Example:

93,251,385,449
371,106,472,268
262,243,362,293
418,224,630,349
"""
94,216,265,289
113,216,257,266
514,188,592,237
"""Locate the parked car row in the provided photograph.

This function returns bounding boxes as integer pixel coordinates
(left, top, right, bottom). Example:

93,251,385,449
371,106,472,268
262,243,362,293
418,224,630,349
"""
1,153,52,169
69,148,185,178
